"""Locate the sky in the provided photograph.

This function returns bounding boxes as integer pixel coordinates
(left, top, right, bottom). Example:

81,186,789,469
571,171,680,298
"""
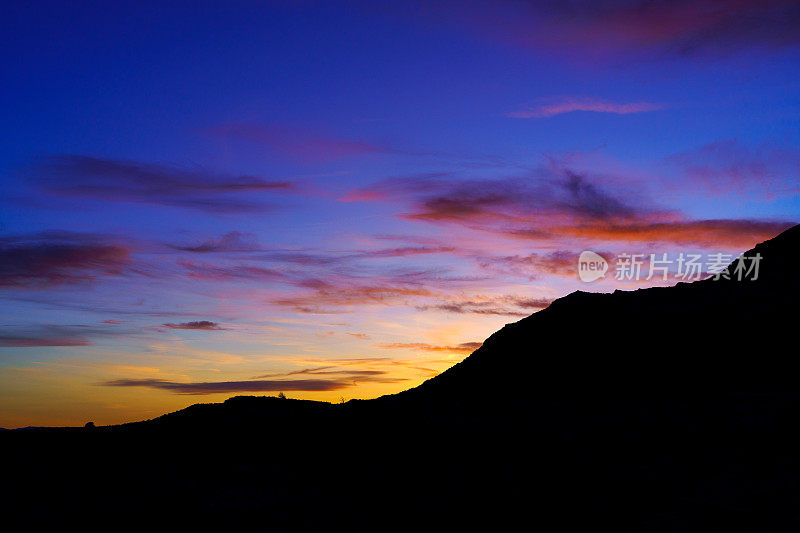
1,0,799,427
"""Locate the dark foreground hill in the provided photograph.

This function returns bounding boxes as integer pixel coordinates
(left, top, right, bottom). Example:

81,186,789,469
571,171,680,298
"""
4,226,800,530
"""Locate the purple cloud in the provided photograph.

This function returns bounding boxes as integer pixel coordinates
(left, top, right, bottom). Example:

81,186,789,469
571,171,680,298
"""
508,97,664,118
162,321,225,331
32,155,294,213
102,378,352,394
346,169,647,224
0,334,90,347
172,232,260,253
0,324,130,347
0,232,130,288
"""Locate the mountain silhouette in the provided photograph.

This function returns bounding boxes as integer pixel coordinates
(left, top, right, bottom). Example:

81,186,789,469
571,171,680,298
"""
391,223,800,403
3,225,800,531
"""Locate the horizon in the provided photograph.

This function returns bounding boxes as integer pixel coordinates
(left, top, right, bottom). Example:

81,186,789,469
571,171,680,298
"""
2,1,800,428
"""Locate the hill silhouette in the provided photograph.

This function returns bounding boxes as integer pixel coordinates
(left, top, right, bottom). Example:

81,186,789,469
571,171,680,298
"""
393,223,800,403
4,225,800,530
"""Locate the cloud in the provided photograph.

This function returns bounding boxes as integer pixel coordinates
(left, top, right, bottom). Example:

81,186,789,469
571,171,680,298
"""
344,163,792,248
664,140,800,199
101,378,352,394
508,97,663,118
393,0,800,59
0,334,90,347
178,260,286,282
174,248,470,313
284,356,461,371
273,283,435,313
376,342,482,354
179,261,459,315
416,295,553,316
162,321,225,330
173,235,454,266
103,364,410,394
346,169,646,225
254,245,456,266
207,123,396,161
0,324,130,347
556,219,795,248
0,232,130,288
171,232,260,253
255,251,349,267
353,246,456,258
252,366,406,383
31,155,294,213
476,251,578,279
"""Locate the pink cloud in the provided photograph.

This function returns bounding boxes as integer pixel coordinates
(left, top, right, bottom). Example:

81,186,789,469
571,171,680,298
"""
339,189,388,202
341,162,793,249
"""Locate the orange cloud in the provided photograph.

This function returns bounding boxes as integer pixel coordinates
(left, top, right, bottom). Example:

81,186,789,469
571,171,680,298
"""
555,220,795,248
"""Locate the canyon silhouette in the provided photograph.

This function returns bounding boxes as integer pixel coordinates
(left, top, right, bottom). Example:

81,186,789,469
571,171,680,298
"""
4,225,800,530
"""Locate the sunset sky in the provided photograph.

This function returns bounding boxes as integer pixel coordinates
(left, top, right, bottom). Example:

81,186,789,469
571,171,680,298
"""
2,1,799,427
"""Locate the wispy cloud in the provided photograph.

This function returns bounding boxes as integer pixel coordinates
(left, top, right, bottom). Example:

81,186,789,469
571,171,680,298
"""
353,246,456,258
0,333,90,347
162,321,225,331
178,260,286,282
376,341,482,354
664,140,800,199
272,283,436,314
416,295,553,316
103,364,409,394
102,378,352,394
207,123,396,161
0,324,128,347
171,232,260,253
31,155,294,213
475,251,578,279
252,366,406,383
508,97,663,118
